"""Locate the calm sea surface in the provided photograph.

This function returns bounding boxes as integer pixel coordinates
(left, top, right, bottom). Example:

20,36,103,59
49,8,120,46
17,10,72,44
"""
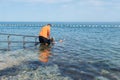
0,22,120,80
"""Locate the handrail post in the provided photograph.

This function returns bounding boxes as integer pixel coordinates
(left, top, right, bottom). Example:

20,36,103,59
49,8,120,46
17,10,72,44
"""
23,36,25,49
35,37,37,43
35,37,38,48
7,35,10,51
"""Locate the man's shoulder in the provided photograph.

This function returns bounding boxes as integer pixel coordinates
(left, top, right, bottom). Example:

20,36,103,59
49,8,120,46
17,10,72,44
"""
42,25,47,28
46,26,50,29
43,25,50,29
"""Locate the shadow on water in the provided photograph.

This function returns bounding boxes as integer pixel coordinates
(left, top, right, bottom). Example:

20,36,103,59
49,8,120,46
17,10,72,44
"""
0,60,42,77
0,60,57,80
0,59,120,80
53,60,120,80
0,65,20,77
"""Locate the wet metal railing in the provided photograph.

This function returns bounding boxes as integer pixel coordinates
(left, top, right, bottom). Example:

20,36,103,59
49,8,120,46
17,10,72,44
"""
0,33,39,50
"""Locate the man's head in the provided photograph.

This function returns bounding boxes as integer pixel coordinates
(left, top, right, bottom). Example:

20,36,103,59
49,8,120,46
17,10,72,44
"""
47,24,52,27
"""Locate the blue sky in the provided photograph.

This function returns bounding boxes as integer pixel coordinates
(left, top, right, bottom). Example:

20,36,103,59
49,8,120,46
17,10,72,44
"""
0,0,120,22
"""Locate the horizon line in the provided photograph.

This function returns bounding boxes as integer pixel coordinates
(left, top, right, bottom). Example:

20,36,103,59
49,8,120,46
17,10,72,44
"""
0,21,120,23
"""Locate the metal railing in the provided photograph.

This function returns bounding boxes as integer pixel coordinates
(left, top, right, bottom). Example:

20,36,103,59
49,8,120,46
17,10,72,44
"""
0,33,39,50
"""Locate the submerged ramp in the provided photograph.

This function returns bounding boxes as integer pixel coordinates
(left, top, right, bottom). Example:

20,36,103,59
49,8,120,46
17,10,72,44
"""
0,33,39,50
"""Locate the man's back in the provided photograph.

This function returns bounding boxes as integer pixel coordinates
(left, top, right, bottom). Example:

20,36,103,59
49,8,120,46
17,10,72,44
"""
39,25,50,39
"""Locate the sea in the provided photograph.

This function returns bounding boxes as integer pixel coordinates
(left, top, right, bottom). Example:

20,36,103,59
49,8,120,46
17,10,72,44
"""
0,22,120,80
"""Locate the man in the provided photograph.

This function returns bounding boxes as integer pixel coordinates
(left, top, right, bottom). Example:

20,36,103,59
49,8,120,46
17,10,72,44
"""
39,24,51,45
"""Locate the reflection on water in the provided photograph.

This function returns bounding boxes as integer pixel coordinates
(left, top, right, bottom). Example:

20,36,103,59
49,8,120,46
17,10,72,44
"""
38,44,52,63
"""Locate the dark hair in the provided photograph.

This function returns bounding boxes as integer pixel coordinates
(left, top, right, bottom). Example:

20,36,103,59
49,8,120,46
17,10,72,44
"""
47,24,52,26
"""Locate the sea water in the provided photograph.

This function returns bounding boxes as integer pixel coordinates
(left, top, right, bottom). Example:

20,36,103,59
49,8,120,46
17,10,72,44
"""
0,22,120,80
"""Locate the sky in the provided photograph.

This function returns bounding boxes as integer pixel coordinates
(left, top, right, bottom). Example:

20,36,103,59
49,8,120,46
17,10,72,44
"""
0,0,120,22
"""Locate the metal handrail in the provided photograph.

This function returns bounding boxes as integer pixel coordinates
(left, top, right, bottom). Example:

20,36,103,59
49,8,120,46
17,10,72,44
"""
0,33,38,37
0,33,39,50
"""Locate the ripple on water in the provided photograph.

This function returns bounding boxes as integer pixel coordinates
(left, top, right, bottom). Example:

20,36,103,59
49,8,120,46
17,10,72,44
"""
1,26,120,80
